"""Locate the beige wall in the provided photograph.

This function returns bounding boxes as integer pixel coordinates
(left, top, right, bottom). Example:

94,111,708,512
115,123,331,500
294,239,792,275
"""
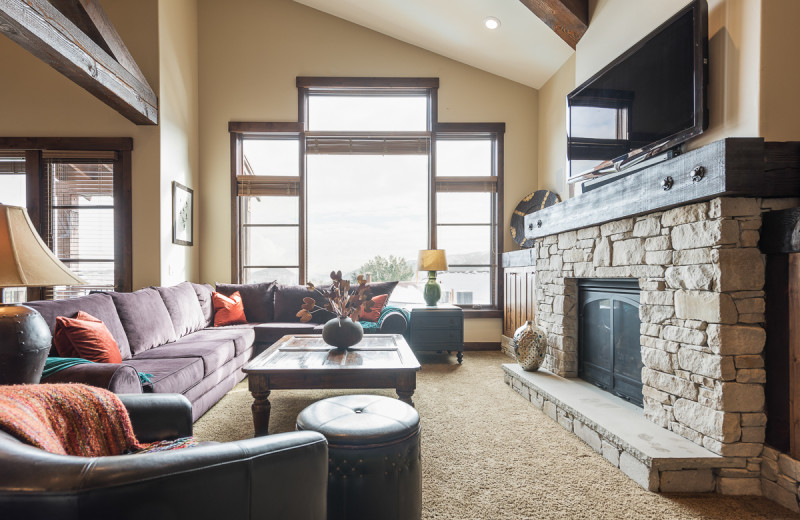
537,55,575,199
759,0,800,141
539,0,768,201
197,0,539,341
0,0,162,289
159,0,200,285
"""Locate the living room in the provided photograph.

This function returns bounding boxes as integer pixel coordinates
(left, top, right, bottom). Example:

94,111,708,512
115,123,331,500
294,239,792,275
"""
1,0,800,517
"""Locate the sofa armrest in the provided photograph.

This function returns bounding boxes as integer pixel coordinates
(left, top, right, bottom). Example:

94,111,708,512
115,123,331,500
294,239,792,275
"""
0,431,328,520
118,394,193,442
378,308,409,335
39,363,142,394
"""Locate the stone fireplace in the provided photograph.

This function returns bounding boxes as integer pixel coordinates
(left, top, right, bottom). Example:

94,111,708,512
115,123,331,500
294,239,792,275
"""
504,196,800,496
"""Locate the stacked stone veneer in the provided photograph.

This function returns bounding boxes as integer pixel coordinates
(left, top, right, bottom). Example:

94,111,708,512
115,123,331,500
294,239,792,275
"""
528,196,800,498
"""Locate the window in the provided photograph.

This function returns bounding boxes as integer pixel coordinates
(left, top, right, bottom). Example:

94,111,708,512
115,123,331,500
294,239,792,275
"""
0,139,132,300
231,78,504,314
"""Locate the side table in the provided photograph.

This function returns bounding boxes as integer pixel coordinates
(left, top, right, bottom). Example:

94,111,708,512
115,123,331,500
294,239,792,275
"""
407,304,464,363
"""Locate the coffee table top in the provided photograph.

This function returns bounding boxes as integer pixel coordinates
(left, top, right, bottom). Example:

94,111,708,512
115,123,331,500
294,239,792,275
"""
243,334,421,374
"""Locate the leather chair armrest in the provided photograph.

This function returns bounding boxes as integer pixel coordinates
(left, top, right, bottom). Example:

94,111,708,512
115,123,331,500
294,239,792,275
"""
118,394,193,442
0,431,328,520
40,363,142,394
378,309,408,335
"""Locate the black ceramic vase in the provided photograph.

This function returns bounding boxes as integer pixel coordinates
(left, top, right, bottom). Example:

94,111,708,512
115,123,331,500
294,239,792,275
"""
322,317,363,350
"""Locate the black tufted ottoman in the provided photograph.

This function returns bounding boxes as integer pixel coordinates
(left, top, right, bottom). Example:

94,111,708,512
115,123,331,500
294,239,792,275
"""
296,394,421,520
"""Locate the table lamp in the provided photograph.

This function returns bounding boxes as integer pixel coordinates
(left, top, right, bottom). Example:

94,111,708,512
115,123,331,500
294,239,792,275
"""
417,249,448,307
0,205,86,384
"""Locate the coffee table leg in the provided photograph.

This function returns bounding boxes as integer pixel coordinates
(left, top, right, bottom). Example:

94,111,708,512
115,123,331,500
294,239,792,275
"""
251,389,271,436
396,373,416,407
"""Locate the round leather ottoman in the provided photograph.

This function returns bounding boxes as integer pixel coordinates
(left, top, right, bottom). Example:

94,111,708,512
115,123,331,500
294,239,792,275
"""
296,395,421,520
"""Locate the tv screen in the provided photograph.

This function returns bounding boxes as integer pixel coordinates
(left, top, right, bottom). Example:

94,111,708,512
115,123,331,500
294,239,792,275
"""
567,0,708,184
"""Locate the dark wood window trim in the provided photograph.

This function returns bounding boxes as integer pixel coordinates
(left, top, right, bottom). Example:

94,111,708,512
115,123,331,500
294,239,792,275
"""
230,77,505,316
0,137,133,296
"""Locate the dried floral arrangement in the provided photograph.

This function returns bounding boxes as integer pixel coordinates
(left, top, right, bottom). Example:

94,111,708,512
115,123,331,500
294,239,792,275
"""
296,270,374,322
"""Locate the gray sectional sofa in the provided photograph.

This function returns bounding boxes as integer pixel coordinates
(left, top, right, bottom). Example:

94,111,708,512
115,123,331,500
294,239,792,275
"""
29,280,407,421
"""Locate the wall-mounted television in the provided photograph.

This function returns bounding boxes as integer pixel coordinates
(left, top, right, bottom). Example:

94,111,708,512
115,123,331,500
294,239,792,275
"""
567,0,708,186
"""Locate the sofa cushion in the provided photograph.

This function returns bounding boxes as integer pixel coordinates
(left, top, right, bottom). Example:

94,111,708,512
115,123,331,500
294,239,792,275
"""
359,294,388,322
192,283,215,327
215,282,277,323
26,292,132,360
274,284,336,324
187,327,256,356
110,288,177,355
155,282,206,337
54,311,122,363
123,357,204,395
212,291,248,326
131,339,235,377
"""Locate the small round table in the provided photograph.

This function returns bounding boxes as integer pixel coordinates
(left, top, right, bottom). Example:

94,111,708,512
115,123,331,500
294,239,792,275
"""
296,395,422,520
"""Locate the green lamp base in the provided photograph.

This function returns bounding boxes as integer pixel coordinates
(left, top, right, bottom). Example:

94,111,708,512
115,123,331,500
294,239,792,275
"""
423,271,441,306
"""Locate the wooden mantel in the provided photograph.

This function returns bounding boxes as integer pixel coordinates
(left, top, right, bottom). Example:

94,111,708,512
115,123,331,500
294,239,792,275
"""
524,138,800,241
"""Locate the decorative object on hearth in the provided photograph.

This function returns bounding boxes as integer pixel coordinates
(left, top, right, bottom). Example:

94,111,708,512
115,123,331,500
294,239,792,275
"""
297,270,373,349
0,205,86,384
512,320,547,371
417,249,448,306
510,190,561,248
172,181,193,246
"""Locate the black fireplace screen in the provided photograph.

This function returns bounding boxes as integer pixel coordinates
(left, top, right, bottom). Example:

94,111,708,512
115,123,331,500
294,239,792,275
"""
578,279,643,407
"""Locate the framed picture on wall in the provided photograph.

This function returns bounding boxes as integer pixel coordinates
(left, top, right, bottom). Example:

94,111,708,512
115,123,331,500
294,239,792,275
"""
172,181,193,246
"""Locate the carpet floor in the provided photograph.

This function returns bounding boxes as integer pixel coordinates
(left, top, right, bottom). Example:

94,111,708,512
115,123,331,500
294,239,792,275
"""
193,351,799,519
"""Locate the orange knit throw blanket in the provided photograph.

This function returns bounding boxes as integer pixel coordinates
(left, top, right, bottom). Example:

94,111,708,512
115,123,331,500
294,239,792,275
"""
0,384,149,456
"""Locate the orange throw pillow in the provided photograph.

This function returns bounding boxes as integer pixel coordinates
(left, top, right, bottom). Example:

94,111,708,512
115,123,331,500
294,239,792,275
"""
360,294,388,322
212,291,247,326
54,311,122,363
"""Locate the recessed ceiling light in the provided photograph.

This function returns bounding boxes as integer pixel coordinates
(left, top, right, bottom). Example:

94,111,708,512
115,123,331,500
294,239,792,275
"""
484,17,501,30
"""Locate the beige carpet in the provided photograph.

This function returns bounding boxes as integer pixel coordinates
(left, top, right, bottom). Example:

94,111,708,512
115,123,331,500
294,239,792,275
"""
194,351,799,519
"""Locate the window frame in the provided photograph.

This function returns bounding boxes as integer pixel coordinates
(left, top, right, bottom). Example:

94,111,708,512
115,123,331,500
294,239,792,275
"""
230,78,504,317
0,137,133,300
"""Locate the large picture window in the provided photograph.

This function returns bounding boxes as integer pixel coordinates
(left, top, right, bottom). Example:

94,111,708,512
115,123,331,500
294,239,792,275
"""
231,78,504,315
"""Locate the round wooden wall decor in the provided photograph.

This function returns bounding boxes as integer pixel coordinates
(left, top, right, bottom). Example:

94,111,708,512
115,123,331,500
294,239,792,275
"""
510,190,561,248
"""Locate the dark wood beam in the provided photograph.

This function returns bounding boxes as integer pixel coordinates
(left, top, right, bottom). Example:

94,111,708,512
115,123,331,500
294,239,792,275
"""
0,0,158,125
519,0,588,49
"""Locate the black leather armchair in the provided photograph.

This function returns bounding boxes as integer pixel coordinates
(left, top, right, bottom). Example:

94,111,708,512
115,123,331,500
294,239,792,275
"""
0,393,328,520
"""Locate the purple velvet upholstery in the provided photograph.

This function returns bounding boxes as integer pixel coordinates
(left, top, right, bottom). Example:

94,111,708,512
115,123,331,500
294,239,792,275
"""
25,292,132,360
191,283,215,327
110,288,177,355
40,363,142,393
215,282,277,323
273,284,336,323
124,357,204,395
132,338,235,376
184,327,256,356
155,282,206,337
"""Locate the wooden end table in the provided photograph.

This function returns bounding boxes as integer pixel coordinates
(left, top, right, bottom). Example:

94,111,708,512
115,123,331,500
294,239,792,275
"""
242,334,421,436
407,303,464,363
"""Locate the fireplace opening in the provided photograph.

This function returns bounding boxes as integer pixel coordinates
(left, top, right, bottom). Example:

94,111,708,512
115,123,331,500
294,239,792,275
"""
578,279,643,407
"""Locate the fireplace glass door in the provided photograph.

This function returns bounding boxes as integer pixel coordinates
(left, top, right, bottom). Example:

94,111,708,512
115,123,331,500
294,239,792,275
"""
578,279,643,406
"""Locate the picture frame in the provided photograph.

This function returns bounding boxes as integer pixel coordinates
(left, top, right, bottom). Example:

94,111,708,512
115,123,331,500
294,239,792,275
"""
172,181,193,246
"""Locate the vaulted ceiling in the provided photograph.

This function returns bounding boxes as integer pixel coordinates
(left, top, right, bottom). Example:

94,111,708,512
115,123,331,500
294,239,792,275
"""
293,0,585,89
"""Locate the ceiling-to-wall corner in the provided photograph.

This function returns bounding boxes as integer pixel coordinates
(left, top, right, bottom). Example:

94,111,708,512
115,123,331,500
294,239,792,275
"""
158,0,201,285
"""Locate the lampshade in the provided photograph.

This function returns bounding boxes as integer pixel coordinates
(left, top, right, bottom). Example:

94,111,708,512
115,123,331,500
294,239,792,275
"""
417,249,448,272
0,205,86,287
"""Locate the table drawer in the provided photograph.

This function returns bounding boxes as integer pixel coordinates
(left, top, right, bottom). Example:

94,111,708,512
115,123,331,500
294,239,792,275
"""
413,315,463,330
412,329,463,344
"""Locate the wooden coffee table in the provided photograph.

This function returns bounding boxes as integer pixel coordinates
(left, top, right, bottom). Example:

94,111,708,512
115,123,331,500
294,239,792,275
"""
243,334,421,436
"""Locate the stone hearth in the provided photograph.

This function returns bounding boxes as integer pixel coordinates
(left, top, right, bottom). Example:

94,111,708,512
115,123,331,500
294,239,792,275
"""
505,196,800,500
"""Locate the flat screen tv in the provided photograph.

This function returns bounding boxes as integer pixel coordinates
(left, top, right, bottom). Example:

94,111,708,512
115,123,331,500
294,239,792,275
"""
567,0,708,185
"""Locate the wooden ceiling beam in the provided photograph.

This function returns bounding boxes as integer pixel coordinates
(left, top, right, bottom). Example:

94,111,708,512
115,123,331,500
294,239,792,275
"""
519,0,589,49
0,0,158,125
